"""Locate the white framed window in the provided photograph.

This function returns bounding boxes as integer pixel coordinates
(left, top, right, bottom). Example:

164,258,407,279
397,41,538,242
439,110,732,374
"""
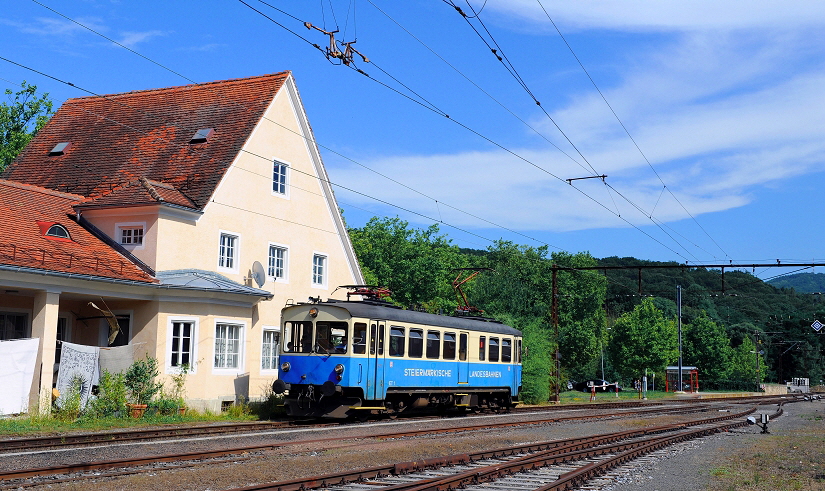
115,222,146,249
55,315,71,364
261,327,280,372
272,160,289,197
267,243,288,281
214,320,245,373
218,231,240,273
166,318,198,373
0,311,29,340
312,253,328,288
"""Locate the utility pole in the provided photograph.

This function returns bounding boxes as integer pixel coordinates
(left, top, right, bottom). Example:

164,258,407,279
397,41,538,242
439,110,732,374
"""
552,264,560,403
677,285,683,392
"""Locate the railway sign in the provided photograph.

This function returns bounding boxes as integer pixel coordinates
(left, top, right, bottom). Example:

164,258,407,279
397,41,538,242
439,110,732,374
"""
812,320,823,332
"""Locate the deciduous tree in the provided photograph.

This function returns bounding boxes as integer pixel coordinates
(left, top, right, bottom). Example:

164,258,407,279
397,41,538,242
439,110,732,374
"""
1,81,53,170
607,297,678,381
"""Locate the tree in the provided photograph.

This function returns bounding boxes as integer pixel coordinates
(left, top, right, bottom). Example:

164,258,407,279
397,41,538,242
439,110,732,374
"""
729,336,765,390
607,297,678,381
1,81,53,170
683,312,732,388
348,217,467,311
553,252,607,381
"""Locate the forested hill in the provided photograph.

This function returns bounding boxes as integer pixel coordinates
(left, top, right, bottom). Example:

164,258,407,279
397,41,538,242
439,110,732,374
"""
768,272,825,293
349,217,825,400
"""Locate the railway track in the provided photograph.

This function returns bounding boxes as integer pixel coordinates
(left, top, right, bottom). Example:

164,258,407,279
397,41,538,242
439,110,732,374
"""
0,393,790,453
225,405,777,491
0,401,734,487
0,400,664,453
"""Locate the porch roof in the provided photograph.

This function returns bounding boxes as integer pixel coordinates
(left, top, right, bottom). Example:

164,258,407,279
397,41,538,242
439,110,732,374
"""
156,269,272,298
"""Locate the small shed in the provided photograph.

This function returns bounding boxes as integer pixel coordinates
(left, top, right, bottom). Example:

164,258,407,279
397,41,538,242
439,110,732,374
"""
665,366,699,393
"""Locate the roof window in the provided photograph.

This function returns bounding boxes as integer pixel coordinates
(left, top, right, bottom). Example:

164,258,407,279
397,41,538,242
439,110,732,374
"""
49,142,72,156
45,224,71,239
189,128,215,144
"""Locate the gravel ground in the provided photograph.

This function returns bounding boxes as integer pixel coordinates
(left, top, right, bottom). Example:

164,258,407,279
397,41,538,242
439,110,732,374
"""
3,402,792,491
601,399,825,491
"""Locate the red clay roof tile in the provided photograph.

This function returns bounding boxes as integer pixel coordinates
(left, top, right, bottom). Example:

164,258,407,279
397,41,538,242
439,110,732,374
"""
0,179,156,283
76,177,198,210
3,72,290,209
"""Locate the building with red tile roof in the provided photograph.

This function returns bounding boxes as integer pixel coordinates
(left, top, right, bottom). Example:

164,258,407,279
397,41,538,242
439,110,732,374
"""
0,73,363,413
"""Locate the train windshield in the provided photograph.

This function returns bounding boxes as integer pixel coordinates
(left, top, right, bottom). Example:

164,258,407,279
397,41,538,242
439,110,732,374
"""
315,321,348,354
283,321,313,353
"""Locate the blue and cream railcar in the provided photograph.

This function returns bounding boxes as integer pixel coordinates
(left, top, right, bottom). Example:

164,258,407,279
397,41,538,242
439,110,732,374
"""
271,300,522,418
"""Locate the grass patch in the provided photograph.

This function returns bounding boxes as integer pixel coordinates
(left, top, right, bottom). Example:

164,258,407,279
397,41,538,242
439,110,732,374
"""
706,413,825,490
0,408,257,436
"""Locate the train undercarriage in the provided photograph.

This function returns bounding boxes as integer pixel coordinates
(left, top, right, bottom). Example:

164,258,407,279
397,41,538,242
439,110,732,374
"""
280,383,517,419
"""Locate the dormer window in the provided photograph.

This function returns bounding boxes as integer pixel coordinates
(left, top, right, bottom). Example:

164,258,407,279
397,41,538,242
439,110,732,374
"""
45,224,70,239
189,128,215,144
49,142,72,156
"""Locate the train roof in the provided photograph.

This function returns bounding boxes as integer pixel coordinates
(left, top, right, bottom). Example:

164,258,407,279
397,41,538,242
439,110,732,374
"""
286,300,522,336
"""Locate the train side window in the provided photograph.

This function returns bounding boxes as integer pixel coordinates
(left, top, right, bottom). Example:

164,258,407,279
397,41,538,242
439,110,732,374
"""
283,321,313,353
458,333,467,361
409,329,424,358
426,330,440,359
378,324,385,355
502,338,512,362
370,323,377,355
479,336,486,361
389,326,405,357
517,339,522,363
489,337,500,362
443,332,456,360
315,321,348,354
353,322,367,354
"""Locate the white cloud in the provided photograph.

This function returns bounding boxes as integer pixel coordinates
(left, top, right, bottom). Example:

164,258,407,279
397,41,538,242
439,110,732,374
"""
330,23,825,236
116,30,165,48
486,1,825,32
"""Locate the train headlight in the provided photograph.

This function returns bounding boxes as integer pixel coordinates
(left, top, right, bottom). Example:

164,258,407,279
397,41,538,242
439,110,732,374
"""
280,361,291,372
334,364,345,374
309,307,319,318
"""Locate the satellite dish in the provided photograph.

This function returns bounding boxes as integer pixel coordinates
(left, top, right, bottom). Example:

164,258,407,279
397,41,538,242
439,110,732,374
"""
251,261,266,288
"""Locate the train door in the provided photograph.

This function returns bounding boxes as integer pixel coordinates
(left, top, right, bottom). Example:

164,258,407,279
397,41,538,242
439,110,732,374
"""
458,331,469,384
365,320,386,401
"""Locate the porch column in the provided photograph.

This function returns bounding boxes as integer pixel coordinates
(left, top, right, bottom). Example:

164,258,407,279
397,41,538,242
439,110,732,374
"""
29,289,60,414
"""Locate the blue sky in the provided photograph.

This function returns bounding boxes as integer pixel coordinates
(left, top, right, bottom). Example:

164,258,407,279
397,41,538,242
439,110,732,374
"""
3,1,825,279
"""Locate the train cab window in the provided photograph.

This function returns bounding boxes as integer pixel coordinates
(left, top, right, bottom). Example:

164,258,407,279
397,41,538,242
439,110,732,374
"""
478,336,486,361
517,339,522,363
426,331,440,359
458,333,467,361
389,326,405,357
443,332,456,360
315,321,348,354
408,329,424,358
353,322,367,354
489,337,500,362
283,321,313,353
502,338,512,362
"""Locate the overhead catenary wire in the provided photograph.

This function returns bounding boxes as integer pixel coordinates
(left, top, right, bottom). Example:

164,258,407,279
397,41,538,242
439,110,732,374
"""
27,0,724,265
0,55,513,251
19,1,564,253
534,0,730,260
243,1,697,263
445,0,713,263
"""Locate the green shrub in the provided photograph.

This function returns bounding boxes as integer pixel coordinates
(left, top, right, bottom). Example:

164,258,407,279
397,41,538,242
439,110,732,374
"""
88,370,127,418
124,356,162,405
149,397,180,416
253,385,285,420
55,376,84,421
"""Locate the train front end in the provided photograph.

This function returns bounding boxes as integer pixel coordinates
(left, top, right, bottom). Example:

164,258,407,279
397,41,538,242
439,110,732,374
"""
271,303,363,418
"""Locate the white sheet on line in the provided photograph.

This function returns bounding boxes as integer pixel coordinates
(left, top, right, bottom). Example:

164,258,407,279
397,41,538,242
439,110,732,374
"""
0,338,40,415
